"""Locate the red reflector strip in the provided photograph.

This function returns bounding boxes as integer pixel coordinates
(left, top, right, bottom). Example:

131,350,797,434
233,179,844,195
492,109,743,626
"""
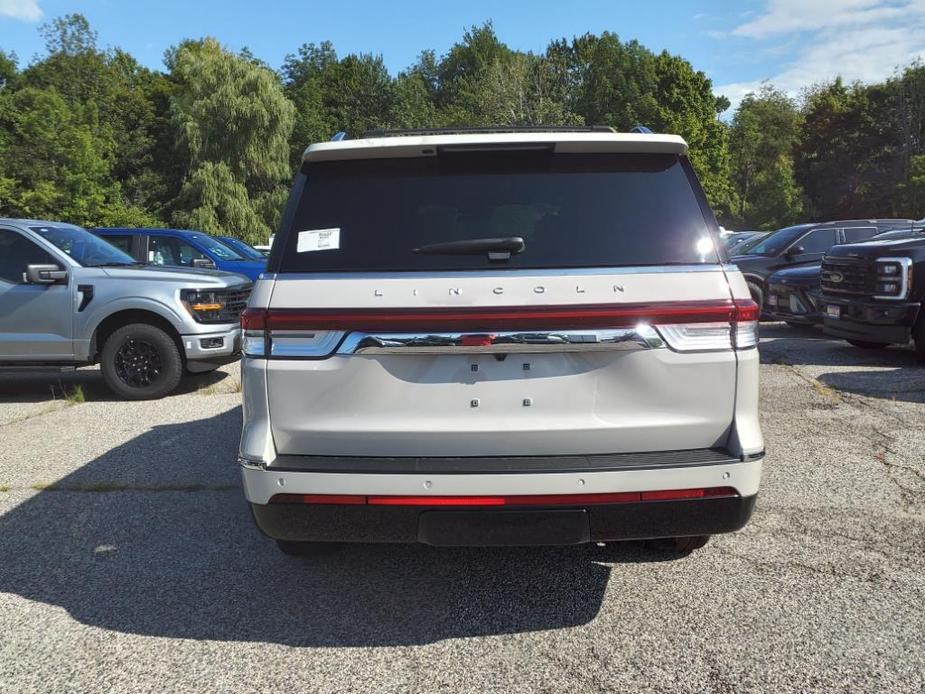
268,487,738,506
270,493,366,505
641,488,706,501
370,495,508,506
243,300,738,332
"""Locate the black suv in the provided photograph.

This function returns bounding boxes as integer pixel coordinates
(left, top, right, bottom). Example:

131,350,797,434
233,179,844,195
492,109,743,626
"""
819,226,925,357
765,228,923,327
731,220,914,312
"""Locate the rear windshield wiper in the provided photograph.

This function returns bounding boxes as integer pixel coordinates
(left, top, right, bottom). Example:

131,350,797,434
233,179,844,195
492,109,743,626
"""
412,236,525,262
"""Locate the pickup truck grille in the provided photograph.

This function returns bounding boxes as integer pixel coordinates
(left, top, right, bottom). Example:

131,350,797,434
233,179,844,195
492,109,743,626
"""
219,286,252,322
820,258,876,296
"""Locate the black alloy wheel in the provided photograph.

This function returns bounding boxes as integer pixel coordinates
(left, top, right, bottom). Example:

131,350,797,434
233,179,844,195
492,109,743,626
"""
114,337,163,387
100,323,183,400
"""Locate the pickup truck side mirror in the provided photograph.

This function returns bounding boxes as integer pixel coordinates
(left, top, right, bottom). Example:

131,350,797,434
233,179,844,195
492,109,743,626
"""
192,258,216,270
25,264,68,284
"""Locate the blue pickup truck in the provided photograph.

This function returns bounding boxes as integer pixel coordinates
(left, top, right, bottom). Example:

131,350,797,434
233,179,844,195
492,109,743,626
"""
95,228,266,281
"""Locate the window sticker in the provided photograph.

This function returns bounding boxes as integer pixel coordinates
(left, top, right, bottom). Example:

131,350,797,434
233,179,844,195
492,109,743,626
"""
297,228,341,253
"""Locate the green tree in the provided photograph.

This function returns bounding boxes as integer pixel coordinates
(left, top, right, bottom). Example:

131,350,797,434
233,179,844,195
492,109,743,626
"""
796,78,901,219
0,87,154,225
168,38,295,242
21,14,177,220
896,154,925,218
0,50,17,89
728,85,804,228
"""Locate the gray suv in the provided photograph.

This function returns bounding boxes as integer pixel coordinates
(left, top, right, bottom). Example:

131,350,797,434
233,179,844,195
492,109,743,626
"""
0,219,250,399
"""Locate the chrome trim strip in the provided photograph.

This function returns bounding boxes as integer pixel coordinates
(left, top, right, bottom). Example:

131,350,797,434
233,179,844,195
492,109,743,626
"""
238,456,266,471
270,331,345,357
336,326,665,355
270,265,725,281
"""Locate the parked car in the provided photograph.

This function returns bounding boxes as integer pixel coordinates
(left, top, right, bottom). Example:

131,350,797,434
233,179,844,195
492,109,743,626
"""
730,219,914,313
95,228,266,281
217,236,267,261
724,231,764,255
239,126,764,555
765,264,823,326
0,220,250,399
765,227,924,326
819,227,925,357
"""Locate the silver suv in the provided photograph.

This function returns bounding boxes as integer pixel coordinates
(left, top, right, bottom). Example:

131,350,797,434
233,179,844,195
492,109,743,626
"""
240,127,764,553
0,220,250,399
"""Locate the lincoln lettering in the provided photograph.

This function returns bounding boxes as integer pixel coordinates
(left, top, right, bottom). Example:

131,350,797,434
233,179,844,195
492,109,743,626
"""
372,284,627,297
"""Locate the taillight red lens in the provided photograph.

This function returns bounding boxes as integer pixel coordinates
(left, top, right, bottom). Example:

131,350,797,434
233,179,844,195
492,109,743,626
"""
240,307,267,330
732,299,760,323
246,301,739,332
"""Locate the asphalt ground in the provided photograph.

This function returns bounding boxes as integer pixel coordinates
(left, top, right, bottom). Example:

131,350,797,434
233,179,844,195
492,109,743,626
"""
0,324,923,693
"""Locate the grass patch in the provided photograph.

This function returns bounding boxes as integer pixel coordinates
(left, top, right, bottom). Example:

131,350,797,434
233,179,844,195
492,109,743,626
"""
198,379,242,396
65,384,85,405
0,485,11,493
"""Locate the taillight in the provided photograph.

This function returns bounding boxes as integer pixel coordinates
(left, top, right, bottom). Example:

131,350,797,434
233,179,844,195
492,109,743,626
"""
654,298,758,352
241,308,345,358
731,298,759,350
241,299,760,359
241,308,268,357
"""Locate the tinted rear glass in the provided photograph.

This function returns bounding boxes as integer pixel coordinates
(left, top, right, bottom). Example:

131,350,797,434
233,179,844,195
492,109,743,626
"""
278,152,718,272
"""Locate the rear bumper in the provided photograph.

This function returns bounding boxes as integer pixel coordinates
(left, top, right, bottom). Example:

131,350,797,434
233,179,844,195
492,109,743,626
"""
820,295,920,344
241,454,762,545
250,494,758,545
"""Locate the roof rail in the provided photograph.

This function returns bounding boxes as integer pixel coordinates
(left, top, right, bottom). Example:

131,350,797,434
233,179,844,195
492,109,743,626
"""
331,131,347,141
360,125,617,138
630,125,653,134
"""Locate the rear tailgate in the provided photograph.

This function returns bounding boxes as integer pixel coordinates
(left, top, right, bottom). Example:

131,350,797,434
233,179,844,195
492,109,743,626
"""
260,269,740,457
253,143,748,460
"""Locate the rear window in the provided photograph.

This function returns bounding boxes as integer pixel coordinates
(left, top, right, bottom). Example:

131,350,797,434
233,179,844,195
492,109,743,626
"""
277,152,719,272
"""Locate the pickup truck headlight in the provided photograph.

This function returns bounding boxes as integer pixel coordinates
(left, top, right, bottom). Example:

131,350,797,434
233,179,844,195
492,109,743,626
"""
181,289,230,323
873,258,912,300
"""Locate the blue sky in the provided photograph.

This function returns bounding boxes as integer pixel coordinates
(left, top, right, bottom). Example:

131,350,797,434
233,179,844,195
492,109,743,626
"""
2,0,924,112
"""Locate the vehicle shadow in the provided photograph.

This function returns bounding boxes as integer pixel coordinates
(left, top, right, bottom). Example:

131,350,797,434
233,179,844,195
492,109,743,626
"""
817,367,925,404
0,365,231,403
759,323,921,368
0,407,684,647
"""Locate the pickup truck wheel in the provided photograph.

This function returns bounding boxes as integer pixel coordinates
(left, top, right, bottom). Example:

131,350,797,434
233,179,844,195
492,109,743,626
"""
101,323,183,400
913,314,925,361
275,540,342,556
647,535,711,552
846,339,890,350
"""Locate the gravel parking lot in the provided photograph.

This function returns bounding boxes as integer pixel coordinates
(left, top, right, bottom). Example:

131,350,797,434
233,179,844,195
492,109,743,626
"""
1,324,923,694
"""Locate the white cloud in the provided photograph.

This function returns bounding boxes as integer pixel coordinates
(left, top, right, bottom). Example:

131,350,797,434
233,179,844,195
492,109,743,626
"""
0,0,42,21
732,0,913,38
714,0,925,112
